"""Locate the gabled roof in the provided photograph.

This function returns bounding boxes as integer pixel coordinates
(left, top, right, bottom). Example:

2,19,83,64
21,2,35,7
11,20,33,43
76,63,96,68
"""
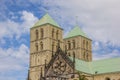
46,46,74,73
70,57,120,74
32,13,60,28
65,26,88,39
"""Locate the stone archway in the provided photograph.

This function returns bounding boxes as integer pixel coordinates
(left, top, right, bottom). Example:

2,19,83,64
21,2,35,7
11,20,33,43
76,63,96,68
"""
105,77,110,80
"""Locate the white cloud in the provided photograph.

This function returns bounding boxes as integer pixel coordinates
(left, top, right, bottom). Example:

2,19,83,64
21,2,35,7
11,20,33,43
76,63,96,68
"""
0,11,38,39
92,41,101,51
93,49,120,60
32,0,120,60
0,44,29,71
37,0,120,46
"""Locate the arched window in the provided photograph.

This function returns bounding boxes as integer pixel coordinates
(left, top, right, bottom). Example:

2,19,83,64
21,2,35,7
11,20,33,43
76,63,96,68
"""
40,28,44,38
68,52,71,56
68,41,71,50
56,30,59,40
83,52,86,59
52,29,54,38
38,55,39,62
35,29,38,40
86,53,89,60
52,42,54,51
86,41,88,49
73,51,75,57
83,40,85,48
73,40,75,48
35,42,38,51
105,77,110,80
40,42,43,50
65,45,67,50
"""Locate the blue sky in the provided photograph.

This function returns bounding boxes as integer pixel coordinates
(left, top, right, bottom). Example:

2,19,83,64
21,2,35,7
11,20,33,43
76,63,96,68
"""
0,0,120,80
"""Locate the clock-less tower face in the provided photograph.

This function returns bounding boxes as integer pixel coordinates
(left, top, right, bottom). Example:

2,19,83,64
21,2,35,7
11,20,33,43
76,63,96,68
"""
53,56,67,75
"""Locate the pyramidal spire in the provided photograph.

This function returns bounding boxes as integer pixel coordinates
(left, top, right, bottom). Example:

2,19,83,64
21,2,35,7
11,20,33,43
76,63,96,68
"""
65,25,88,38
33,13,60,28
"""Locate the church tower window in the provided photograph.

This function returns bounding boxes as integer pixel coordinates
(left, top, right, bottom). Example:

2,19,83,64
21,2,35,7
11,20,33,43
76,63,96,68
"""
65,45,67,50
73,51,75,57
83,52,86,59
86,53,89,60
40,42,43,50
40,28,44,38
86,41,88,49
35,42,38,51
35,29,38,40
68,41,71,50
52,42,54,51
83,40,85,49
52,29,54,38
56,30,59,40
68,52,71,56
73,40,75,48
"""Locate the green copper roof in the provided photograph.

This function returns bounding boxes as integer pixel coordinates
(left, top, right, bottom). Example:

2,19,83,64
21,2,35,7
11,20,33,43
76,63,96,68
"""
71,57,93,74
65,26,88,39
92,57,120,74
33,13,60,28
70,57,120,74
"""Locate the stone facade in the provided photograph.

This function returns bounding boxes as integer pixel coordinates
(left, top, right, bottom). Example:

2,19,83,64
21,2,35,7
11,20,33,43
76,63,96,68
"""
28,14,120,80
94,72,120,80
30,24,64,80
64,36,92,61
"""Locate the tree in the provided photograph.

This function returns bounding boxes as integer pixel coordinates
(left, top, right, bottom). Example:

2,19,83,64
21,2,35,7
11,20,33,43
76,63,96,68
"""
78,72,87,80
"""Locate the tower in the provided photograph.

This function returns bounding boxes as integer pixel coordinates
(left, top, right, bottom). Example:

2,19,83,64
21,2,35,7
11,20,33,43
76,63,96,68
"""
64,26,92,61
29,13,63,80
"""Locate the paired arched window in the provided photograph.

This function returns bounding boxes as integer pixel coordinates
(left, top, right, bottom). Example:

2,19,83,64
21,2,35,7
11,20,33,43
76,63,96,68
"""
35,29,38,40
40,28,44,38
83,40,89,50
83,52,89,60
52,29,59,40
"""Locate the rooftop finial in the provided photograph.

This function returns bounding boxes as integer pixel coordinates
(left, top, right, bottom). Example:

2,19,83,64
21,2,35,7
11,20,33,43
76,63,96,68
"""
75,15,79,26
45,2,49,13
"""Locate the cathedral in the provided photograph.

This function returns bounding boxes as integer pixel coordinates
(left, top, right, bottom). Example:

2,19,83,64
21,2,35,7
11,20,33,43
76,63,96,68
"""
28,13,120,80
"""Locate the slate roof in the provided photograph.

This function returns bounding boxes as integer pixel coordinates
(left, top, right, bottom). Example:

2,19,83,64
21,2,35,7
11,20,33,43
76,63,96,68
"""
32,13,60,28
70,57,120,74
65,26,88,39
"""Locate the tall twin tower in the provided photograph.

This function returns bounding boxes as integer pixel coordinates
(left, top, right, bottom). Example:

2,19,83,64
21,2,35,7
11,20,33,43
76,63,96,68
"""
29,13,92,80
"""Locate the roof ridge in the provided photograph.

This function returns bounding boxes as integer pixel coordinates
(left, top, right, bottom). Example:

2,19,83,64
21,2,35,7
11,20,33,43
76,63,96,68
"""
93,57,120,62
